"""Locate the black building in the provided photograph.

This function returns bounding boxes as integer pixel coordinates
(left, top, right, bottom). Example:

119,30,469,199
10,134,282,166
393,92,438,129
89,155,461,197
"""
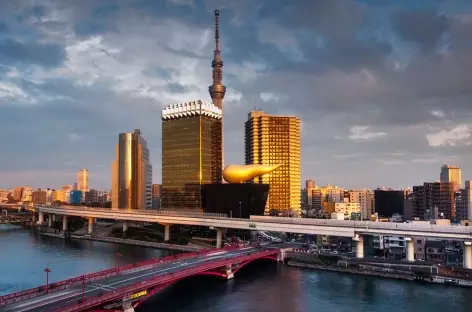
202,184,269,218
374,190,405,218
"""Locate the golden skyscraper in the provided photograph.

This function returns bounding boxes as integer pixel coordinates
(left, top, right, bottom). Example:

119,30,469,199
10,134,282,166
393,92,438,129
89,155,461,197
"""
245,111,301,214
161,100,222,210
112,129,152,210
77,169,89,193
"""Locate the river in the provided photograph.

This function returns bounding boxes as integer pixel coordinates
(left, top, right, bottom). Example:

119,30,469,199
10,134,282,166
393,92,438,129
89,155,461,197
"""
1,225,472,312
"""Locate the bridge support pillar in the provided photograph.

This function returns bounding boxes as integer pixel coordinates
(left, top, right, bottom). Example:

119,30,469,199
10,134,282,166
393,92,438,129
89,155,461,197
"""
52,214,56,222
48,215,53,228
88,217,94,234
164,224,170,242
405,237,414,262
353,234,364,259
122,299,135,312
37,211,44,225
62,216,68,232
464,241,472,269
123,221,128,232
225,265,234,280
216,228,223,248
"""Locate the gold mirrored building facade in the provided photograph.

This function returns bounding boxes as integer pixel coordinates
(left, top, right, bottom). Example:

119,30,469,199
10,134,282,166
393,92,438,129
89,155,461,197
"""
112,129,152,210
245,111,301,213
161,100,222,210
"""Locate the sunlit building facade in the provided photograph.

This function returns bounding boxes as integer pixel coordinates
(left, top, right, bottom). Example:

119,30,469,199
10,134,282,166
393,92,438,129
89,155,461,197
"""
161,100,222,210
112,129,152,210
245,111,301,213
77,169,89,194
440,164,462,190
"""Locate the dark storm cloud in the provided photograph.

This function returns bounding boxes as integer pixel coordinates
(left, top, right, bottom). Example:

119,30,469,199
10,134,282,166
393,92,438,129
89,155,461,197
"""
2,0,472,189
0,38,65,67
392,9,450,53
0,22,8,33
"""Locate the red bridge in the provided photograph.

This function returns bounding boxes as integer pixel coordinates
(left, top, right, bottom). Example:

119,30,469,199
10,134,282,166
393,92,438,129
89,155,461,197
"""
0,246,281,312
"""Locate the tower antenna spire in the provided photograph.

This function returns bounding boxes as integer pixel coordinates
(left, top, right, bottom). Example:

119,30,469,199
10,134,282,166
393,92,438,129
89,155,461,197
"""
209,9,226,110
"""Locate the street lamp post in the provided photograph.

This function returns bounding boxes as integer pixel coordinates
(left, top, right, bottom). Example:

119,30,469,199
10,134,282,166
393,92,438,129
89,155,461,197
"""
239,202,242,218
44,267,51,293
81,274,85,301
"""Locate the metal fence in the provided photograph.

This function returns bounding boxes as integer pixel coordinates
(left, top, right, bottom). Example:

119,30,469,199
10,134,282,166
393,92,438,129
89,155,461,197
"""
36,205,227,219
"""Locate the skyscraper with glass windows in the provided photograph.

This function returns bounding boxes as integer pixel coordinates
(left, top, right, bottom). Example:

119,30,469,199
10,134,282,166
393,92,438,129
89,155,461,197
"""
161,100,222,210
245,111,301,214
112,129,152,209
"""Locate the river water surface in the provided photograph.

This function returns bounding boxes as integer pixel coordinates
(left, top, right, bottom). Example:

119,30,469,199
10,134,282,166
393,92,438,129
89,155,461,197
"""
1,225,471,312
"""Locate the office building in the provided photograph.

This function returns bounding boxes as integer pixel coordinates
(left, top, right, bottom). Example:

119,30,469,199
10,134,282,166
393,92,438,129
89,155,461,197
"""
334,202,361,219
374,190,405,218
70,190,83,205
77,169,89,194
301,180,317,213
349,190,374,220
161,101,222,210
112,129,152,210
466,181,472,220
245,110,301,213
412,182,455,219
455,189,468,220
52,190,66,203
32,189,47,205
152,184,162,197
440,164,461,190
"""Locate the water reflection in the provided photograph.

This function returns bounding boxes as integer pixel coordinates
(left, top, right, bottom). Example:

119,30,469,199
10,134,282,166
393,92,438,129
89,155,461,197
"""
2,226,472,312
0,226,174,294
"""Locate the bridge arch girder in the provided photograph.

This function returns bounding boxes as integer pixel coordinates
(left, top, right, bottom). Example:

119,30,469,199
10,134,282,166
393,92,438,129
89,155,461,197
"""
131,257,278,310
232,255,278,275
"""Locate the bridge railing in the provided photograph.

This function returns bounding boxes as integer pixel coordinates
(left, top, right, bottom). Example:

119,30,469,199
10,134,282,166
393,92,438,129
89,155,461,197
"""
0,245,241,306
36,205,228,218
56,249,279,312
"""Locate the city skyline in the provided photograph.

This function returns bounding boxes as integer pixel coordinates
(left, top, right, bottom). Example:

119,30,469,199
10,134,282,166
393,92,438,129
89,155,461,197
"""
1,1,472,189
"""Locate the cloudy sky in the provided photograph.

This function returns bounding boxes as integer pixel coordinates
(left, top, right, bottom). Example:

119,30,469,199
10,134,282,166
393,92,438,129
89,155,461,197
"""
1,0,472,190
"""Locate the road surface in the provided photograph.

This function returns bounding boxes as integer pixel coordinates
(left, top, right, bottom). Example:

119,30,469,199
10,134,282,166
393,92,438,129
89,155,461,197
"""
1,247,263,312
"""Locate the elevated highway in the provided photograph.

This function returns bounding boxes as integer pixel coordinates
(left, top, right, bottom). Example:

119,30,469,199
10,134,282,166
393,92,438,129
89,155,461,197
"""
32,205,472,269
35,205,472,240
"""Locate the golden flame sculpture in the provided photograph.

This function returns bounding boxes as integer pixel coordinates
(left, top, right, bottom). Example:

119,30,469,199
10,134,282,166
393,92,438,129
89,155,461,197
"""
223,164,281,183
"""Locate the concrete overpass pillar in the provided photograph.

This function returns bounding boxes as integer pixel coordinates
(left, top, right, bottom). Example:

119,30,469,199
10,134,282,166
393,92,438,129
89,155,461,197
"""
87,217,94,234
123,221,128,233
164,224,170,242
62,216,68,232
353,234,364,259
52,214,56,222
48,215,53,228
37,211,44,225
216,228,223,248
405,237,414,262
464,241,472,269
